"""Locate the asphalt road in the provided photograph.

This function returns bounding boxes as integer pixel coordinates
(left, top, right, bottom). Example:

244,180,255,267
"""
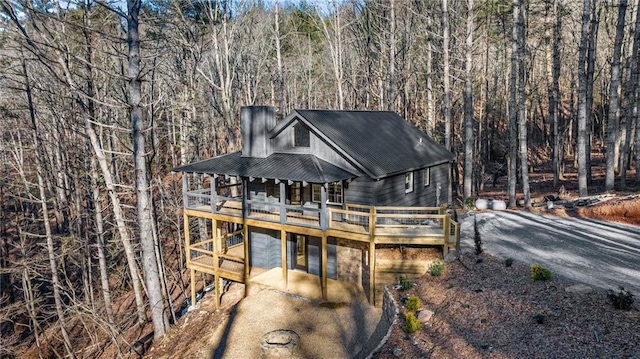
459,210,640,295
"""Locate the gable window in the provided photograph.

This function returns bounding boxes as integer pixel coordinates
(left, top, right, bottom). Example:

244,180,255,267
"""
424,168,431,187
293,122,310,147
405,172,414,193
312,182,343,204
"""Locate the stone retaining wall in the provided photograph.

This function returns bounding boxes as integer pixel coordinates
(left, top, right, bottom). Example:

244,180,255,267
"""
354,286,399,359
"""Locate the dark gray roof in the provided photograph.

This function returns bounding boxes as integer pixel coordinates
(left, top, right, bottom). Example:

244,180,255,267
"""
274,110,454,179
172,151,359,183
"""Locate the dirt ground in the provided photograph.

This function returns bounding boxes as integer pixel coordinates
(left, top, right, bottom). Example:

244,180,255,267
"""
373,252,640,359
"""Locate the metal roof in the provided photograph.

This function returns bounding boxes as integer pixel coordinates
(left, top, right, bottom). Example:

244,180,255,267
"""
288,110,454,179
172,151,359,183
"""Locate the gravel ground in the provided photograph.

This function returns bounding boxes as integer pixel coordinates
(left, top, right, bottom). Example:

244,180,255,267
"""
147,285,382,359
459,209,640,294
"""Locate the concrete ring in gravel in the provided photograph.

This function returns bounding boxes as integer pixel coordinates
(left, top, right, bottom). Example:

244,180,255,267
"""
260,329,300,357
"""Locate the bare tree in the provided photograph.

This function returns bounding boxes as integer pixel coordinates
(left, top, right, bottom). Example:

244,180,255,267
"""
577,0,592,197
550,0,563,188
517,0,530,208
126,0,169,339
508,0,519,207
605,0,628,191
442,0,452,152
463,0,475,200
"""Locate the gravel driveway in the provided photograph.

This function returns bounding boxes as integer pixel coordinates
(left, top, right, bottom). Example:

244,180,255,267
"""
459,210,640,295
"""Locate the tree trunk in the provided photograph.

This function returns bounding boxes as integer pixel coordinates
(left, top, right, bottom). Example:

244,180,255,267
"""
624,1,640,186
90,155,115,324
550,0,562,188
127,0,169,339
442,0,452,152
442,0,453,204
387,0,396,111
585,1,600,184
605,0,627,191
275,0,285,118
319,3,344,109
508,0,519,207
426,15,435,136
577,0,592,197
517,0,530,208
463,0,474,200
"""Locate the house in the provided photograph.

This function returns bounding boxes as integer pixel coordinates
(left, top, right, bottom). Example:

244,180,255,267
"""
173,106,459,307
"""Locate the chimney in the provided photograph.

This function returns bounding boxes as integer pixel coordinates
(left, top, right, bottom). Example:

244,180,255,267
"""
241,106,275,158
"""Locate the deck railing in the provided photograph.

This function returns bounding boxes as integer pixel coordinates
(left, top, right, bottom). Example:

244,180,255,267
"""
184,190,460,248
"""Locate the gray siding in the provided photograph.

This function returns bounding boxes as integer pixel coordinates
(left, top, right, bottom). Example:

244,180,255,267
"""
375,163,450,207
344,177,375,205
249,228,282,269
307,236,337,279
271,119,360,176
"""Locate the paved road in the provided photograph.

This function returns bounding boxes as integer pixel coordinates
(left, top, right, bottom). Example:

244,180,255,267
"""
459,210,640,295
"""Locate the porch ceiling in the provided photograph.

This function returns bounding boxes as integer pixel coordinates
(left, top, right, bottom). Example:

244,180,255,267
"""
172,151,360,183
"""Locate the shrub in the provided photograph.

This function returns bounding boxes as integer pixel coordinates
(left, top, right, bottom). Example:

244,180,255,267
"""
429,261,445,277
405,295,422,311
402,312,422,333
464,197,474,209
533,313,545,324
531,264,552,281
505,258,514,267
607,286,634,311
399,277,412,291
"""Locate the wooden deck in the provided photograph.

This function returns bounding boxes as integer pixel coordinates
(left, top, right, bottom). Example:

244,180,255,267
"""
183,199,460,307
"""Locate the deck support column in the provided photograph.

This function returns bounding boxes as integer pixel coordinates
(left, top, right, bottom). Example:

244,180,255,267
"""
281,229,288,289
243,224,249,285
214,274,221,309
190,268,196,308
211,174,218,213
185,212,194,306
443,215,450,257
369,240,375,306
279,181,286,224
321,233,328,300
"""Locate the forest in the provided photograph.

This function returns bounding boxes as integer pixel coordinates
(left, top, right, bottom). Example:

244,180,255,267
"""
0,0,639,357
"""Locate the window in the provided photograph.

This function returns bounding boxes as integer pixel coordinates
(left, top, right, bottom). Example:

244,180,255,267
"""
424,168,431,187
405,172,414,193
266,181,280,200
290,182,302,205
312,182,343,204
293,122,310,147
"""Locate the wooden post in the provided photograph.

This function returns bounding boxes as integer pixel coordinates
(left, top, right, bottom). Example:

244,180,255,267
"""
443,215,450,257
190,268,196,308
321,233,328,300
184,212,194,306
243,224,249,282
214,274,221,309
320,184,328,230
281,229,287,289
369,240,375,306
279,181,286,224
211,174,218,213
241,178,248,219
